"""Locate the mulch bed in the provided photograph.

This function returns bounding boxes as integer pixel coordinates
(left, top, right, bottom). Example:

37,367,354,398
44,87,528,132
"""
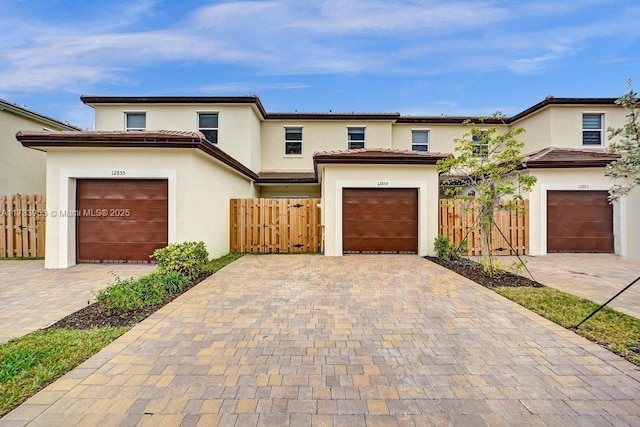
46,271,213,330
426,256,544,288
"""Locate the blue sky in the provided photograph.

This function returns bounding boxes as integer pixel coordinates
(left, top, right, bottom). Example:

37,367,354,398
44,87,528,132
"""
1,0,639,130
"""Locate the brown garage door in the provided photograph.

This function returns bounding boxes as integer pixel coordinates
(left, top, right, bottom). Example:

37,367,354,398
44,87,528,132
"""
547,190,613,253
343,188,418,254
76,179,168,263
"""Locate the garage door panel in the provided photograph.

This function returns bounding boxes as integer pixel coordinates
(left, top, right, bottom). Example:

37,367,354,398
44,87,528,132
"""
78,181,167,199
343,238,418,253
342,188,418,254
547,190,613,253
79,243,164,263
344,220,418,236
77,179,168,263
345,210,416,221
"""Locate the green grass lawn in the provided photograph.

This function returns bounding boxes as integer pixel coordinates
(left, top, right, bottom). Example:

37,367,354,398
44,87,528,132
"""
0,327,129,417
496,286,640,365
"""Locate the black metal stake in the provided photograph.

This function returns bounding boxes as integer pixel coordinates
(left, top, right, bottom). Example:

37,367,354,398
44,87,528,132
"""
574,276,640,329
491,218,536,282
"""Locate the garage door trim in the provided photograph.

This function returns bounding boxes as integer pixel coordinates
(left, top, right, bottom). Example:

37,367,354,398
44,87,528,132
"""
76,178,169,263
545,188,614,254
342,187,419,254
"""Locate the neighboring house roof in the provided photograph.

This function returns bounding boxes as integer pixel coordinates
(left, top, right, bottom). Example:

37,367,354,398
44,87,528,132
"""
0,99,80,130
15,130,258,180
521,147,620,168
79,95,620,124
313,148,451,165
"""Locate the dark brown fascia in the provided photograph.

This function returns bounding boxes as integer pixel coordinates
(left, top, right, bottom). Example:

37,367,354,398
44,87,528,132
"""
16,131,258,181
80,95,268,119
313,152,449,165
255,176,318,184
266,112,401,120
398,98,619,124
396,116,505,125
80,95,620,124
521,160,616,169
508,97,618,123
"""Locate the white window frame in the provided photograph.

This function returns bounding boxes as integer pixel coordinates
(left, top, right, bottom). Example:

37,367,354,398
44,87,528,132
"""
582,112,604,146
347,126,366,150
472,129,489,156
411,129,430,152
125,111,146,131
198,112,219,144
284,126,303,157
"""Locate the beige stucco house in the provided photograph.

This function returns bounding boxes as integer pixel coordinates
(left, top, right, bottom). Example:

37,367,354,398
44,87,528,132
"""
15,95,639,267
1,99,79,195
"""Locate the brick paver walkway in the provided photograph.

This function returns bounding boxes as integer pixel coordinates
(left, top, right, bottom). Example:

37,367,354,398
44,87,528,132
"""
2,255,640,426
0,260,155,343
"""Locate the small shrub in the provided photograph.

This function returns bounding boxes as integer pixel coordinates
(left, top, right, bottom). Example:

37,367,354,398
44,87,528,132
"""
134,272,167,307
95,276,143,311
153,241,209,280
158,270,188,293
96,270,187,311
434,235,467,261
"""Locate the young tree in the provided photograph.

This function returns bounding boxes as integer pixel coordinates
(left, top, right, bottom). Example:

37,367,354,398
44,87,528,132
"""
436,114,537,275
606,80,640,201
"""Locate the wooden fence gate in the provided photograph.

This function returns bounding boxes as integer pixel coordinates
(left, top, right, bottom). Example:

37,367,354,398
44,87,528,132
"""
0,194,46,258
230,198,322,253
439,199,529,256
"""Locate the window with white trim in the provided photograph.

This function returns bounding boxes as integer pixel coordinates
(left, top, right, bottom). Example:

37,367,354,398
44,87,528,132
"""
125,112,146,131
284,127,303,155
198,113,219,143
347,127,365,149
411,130,429,152
583,113,603,145
472,130,488,156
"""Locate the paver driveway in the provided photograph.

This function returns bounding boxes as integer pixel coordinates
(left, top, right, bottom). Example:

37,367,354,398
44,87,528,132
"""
3,255,640,426
0,260,155,343
501,254,640,319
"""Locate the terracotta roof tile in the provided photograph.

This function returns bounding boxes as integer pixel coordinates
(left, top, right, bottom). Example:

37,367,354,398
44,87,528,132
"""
523,147,619,168
16,130,257,180
313,148,450,165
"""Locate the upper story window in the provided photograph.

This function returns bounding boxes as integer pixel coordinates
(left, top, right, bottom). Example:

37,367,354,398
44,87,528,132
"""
348,127,365,149
411,130,429,152
199,113,219,143
125,112,146,131
284,127,303,156
583,113,603,145
472,130,489,156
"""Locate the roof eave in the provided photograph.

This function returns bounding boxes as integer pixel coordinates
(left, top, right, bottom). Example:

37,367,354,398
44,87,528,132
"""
80,95,268,119
524,161,614,169
15,131,258,181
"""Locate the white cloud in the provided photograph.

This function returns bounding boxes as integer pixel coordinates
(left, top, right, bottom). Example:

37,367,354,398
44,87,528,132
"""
196,82,311,94
0,0,637,93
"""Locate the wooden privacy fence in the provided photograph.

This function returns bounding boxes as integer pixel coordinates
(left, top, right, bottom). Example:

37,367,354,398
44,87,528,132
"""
0,194,46,258
439,199,529,256
230,198,322,253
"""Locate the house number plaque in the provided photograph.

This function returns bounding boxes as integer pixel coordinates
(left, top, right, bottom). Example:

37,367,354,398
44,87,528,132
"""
111,170,126,176
377,181,389,186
